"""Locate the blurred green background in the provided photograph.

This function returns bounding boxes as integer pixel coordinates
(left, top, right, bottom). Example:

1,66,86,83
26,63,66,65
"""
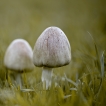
0,0,106,105
0,0,106,75
0,0,106,48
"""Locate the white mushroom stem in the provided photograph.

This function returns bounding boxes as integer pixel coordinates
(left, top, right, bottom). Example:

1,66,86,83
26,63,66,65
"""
42,67,53,90
13,72,22,88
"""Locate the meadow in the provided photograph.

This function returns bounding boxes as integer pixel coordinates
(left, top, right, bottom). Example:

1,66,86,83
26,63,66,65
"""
0,0,106,106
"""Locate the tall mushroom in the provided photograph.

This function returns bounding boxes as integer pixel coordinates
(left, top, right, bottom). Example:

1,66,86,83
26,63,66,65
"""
33,26,71,89
4,39,34,87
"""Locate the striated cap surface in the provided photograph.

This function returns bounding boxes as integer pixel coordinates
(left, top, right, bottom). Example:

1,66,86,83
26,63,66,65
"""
33,26,71,68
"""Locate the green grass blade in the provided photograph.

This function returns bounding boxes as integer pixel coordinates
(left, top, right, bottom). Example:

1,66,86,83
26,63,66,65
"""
87,31,101,72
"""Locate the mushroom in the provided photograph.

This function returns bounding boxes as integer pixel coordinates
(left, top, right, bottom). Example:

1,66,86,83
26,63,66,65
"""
33,26,71,89
4,39,34,87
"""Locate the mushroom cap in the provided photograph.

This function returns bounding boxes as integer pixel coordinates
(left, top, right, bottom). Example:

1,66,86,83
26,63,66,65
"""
33,26,71,68
4,39,34,72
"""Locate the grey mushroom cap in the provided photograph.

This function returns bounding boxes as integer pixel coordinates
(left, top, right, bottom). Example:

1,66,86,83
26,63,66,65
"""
4,39,34,72
33,26,71,68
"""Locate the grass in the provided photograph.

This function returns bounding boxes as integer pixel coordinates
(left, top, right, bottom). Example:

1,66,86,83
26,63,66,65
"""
0,37,105,106
0,0,106,106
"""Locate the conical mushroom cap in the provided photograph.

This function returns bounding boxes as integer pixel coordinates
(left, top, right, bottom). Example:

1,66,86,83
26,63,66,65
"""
4,39,34,71
33,26,71,68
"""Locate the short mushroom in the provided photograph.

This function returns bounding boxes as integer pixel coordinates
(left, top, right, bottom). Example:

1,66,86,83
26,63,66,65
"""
33,26,71,89
4,39,34,87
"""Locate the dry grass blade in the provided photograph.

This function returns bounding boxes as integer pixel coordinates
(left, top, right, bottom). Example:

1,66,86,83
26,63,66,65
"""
64,95,71,99
21,88,35,92
96,51,105,99
100,51,105,79
70,88,77,91
64,73,78,88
